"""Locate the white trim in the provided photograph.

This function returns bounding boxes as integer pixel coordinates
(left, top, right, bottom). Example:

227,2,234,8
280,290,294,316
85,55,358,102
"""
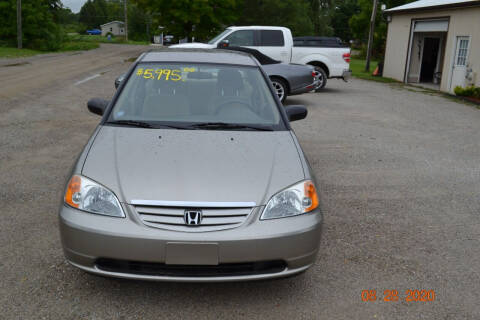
386,0,477,12
405,21,416,82
418,35,426,82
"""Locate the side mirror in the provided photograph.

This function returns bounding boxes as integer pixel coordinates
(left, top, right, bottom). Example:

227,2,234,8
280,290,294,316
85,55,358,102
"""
217,39,230,48
87,98,109,116
285,105,307,122
115,73,126,89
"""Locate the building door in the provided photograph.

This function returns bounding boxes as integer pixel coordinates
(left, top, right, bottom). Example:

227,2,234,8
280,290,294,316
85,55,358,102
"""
450,36,470,92
420,37,440,82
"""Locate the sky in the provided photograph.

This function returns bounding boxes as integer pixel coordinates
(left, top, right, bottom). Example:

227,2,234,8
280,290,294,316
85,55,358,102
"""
62,0,87,13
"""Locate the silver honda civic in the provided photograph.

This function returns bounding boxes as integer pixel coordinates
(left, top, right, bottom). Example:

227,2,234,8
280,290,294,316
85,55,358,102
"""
59,48,323,282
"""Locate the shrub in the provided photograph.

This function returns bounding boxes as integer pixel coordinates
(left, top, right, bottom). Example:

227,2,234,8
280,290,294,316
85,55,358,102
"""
454,86,464,96
474,87,480,99
455,85,480,98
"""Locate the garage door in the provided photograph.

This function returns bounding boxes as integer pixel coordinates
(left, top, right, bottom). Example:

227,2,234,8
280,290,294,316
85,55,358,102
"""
414,20,449,32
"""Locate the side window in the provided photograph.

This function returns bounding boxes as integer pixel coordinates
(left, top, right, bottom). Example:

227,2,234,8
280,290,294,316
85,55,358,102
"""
260,30,285,47
224,30,255,46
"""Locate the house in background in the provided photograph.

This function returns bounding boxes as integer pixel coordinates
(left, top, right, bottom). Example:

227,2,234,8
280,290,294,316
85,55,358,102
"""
100,21,125,37
383,0,480,93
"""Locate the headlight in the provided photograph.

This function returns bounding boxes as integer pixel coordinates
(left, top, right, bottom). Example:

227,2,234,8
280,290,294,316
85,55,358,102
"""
261,180,319,220
64,175,125,218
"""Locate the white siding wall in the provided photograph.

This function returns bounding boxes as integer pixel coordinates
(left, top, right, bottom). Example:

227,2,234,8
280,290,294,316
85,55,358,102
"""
101,23,125,37
384,6,480,92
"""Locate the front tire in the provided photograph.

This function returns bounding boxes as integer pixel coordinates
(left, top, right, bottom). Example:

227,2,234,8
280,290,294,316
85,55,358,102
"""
270,77,288,103
313,67,327,92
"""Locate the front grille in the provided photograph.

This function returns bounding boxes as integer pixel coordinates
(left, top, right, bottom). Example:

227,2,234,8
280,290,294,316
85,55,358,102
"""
133,205,252,232
96,258,287,277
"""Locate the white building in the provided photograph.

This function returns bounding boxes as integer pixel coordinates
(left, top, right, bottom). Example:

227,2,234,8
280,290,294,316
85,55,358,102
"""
383,0,480,93
100,21,125,37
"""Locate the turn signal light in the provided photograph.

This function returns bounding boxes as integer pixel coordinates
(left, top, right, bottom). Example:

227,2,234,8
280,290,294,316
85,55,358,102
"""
65,175,81,208
304,181,319,212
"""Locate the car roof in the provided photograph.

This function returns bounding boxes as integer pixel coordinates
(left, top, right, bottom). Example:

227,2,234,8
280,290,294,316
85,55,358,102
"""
141,48,258,66
227,26,289,31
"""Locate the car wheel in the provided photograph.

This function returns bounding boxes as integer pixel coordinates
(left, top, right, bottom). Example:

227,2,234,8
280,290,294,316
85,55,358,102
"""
313,67,327,92
270,77,287,103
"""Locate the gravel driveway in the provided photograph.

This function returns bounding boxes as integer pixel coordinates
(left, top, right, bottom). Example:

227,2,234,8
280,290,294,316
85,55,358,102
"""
0,45,479,319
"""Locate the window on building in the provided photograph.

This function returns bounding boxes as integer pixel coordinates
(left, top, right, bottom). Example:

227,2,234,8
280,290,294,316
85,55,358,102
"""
456,39,469,66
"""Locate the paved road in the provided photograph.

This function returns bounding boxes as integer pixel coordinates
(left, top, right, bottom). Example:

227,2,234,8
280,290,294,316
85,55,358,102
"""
1,44,479,319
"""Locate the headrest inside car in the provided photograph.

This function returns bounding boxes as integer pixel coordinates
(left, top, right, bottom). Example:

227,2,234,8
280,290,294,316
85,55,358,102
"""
187,71,213,80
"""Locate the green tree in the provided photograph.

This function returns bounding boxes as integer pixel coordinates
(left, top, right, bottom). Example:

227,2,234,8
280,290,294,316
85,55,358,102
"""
309,0,334,36
55,5,78,25
0,0,63,50
238,0,313,36
79,0,110,30
134,0,238,41
349,0,414,57
330,0,359,41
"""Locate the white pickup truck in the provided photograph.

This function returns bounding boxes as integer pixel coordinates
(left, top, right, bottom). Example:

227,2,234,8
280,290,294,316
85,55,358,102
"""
170,26,351,90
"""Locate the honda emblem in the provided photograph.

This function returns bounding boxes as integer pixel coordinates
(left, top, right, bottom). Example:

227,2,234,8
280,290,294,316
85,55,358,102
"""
184,210,203,226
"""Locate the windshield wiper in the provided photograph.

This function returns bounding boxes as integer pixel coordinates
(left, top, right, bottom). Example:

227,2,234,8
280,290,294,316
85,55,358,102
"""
107,120,154,128
107,120,189,130
189,122,274,131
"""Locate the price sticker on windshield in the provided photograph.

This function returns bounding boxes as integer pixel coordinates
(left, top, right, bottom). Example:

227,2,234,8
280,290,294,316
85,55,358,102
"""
136,67,196,82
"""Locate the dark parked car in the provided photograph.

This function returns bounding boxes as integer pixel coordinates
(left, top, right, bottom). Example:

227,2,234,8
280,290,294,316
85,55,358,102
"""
219,46,319,102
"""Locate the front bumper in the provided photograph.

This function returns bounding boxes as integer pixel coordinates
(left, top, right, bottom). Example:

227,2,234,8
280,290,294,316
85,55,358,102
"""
59,204,323,282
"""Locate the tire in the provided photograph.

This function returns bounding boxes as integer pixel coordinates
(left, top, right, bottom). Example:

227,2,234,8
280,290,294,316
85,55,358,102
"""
313,67,327,92
270,77,288,103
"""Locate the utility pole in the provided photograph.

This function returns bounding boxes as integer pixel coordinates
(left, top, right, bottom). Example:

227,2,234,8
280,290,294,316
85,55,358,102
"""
124,0,128,41
365,0,378,72
17,0,22,49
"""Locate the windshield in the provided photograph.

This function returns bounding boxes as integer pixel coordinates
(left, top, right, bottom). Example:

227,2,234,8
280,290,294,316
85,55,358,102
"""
108,63,284,130
207,29,231,44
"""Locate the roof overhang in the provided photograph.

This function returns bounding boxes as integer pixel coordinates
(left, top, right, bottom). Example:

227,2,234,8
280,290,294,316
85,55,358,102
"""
100,21,125,27
386,0,480,13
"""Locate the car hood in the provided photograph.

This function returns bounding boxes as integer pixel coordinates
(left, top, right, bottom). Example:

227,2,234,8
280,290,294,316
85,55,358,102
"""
82,126,305,206
169,43,215,49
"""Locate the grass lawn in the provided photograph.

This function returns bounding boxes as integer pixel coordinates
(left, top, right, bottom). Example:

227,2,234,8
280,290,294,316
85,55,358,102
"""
66,34,150,45
0,47,43,58
350,58,398,83
0,34,147,59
